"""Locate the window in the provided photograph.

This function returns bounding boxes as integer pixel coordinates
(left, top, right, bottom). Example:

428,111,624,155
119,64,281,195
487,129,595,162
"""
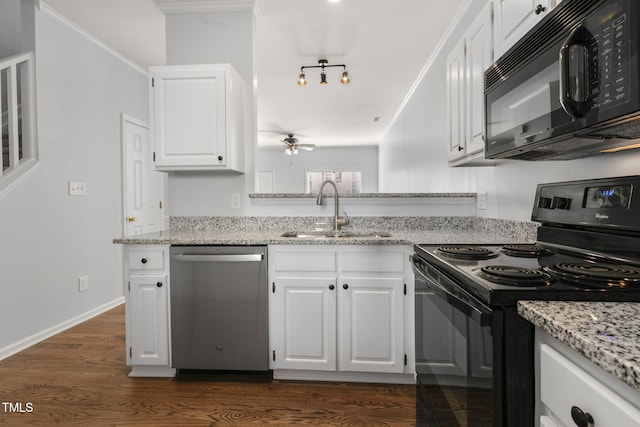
307,170,362,195
1,52,38,193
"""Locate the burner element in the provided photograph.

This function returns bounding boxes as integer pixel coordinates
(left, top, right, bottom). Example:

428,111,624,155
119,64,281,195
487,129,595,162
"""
436,246,499,260
501,244,552,258
544,262,640,288
474,265,554,287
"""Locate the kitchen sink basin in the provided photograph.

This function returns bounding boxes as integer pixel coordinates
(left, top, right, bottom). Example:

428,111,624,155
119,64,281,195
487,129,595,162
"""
281,230,392,239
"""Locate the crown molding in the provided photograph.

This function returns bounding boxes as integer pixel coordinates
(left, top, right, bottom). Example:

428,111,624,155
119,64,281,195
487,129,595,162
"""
153,0,256,14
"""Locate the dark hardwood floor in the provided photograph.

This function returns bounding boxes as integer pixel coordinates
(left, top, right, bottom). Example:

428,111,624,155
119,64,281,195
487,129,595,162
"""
0,305,415,426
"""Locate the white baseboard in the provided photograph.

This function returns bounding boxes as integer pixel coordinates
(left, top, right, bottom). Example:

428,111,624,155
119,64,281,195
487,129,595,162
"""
273,369,415,385
0,297,125,361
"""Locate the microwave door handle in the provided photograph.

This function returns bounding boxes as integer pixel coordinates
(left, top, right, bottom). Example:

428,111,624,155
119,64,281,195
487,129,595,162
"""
411,256,491,326
559,23,592,119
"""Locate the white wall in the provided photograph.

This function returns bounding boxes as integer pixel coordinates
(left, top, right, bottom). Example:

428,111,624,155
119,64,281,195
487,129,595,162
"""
257,145,378,193
379,0,640,221
165,10,259,217
0,3,148,356
0,0,22,58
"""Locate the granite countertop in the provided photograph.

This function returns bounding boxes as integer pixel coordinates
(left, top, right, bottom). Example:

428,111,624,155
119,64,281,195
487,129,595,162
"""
113,216,538,246
248,192,476,198
518,300,640,392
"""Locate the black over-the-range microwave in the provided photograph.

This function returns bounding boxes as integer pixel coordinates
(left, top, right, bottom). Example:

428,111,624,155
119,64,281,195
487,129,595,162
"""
484,0,640,160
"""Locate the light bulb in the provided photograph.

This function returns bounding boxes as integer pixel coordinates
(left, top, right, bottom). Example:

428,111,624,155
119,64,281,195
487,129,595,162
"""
341,70,350,84
297,73,307,86
320,72,328,84
286,147,293,155
293,147,298,155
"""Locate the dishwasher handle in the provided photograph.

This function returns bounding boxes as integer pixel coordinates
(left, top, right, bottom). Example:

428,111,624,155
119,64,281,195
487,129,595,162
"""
171,253,263,262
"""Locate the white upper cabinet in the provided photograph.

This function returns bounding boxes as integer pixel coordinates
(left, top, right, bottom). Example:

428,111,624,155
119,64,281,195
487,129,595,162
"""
150,64,245,172
447,1,495,166
493,0,553,59
447,37,467,163
465,3,494,157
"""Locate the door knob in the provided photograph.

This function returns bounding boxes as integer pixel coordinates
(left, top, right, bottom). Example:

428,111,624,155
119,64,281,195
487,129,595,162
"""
127,216,137,222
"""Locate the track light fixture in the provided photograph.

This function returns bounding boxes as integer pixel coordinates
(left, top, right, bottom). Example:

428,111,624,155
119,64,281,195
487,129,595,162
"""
298,59,349,86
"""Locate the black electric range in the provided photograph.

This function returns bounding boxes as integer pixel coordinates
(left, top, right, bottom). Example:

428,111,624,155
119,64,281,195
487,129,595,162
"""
413,176,640,427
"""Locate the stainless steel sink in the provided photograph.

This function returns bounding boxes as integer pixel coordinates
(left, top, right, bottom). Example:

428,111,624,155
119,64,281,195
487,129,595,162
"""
281,230,392,238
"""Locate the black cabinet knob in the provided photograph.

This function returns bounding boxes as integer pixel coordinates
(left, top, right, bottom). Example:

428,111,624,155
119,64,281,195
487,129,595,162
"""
535,4,546,14
141,258,148,264
217,155,223,161
329,284,335,290
156,282,163,288
571,406,594,427
343,284,349,289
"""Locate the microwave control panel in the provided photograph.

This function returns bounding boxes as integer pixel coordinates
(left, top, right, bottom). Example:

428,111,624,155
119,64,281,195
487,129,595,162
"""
588,0,630,110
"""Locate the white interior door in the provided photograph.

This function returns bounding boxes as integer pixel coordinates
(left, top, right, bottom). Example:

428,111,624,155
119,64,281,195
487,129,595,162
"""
122,115,164,236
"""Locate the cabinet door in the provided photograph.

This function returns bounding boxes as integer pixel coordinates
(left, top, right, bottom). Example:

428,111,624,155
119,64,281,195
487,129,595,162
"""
152,66,227,169
415,291,467,376
494,0,551,58
128,274,169,366
447,37,467,161
465,2,493,156
271,277,337,370
339,277,404,373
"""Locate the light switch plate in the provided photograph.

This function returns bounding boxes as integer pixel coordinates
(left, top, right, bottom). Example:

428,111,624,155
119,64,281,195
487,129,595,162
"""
68,181,87,196
477,192,487,210
231,193,241,209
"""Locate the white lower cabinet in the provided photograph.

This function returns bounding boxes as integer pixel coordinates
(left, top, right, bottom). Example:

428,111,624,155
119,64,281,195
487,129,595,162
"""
271,276,337,371
536,329,640,427
269,245,414,382
124,245,175,377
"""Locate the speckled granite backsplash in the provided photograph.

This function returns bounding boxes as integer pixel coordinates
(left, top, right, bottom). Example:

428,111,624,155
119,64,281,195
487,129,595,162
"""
169,216,539,241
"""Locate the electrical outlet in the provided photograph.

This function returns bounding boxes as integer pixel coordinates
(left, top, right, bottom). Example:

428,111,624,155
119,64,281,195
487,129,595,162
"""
231,193,241,209
477,192,487,210
68,181,87,196
78,276,88,292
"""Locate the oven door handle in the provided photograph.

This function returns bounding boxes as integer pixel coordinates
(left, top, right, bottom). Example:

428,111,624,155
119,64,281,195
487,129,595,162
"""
412,256,492,326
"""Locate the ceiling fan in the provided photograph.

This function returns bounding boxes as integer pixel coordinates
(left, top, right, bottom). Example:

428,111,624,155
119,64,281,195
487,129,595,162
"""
281,134,315,155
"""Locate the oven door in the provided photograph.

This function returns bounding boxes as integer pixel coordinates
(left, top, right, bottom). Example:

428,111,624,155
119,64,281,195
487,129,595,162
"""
412,255,496,427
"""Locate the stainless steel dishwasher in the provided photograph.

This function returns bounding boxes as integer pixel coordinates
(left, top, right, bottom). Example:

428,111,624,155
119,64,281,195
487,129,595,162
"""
169,246,268,371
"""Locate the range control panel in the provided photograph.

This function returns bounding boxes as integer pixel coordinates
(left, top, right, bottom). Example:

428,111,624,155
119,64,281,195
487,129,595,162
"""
531,176,639,232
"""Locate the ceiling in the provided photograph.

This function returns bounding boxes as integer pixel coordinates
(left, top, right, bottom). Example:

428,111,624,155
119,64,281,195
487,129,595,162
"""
44,0,465,148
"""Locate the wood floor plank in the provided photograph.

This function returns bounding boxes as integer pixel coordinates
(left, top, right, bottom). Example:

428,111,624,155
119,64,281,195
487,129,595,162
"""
0,305,415,426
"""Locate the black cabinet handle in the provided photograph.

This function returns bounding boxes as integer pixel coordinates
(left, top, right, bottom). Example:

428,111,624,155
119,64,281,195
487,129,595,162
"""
535,4,546,14
141,258,148,264
156,282,163,288
343,284,349,289
571,406,594,427
329,284,335,290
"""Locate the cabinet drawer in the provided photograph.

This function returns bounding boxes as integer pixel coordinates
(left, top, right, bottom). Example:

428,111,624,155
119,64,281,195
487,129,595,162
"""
341,250,405,273
128,249,165,270
540,344,640,426
272,250,336,272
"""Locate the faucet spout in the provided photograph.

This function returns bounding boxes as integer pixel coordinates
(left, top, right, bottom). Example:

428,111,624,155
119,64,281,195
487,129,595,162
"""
316,180,349,232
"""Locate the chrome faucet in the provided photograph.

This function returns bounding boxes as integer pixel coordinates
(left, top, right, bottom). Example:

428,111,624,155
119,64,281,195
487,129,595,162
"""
316,180,349,232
